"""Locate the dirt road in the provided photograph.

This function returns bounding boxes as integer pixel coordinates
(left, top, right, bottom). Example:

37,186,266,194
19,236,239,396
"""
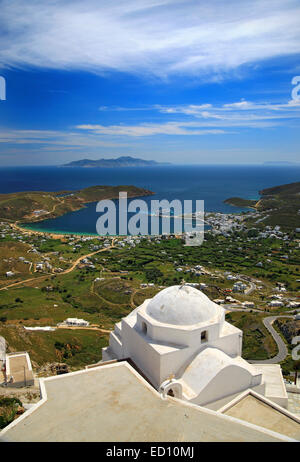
0,241,115,292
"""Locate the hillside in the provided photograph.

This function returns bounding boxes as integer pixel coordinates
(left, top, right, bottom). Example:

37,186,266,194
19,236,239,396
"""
223,197,257,208
0,185,154,223
224,181,300,230
62,156,170,168
1,226,299,371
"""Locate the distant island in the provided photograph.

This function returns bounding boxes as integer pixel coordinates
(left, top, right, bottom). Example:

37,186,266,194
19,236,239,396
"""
62,156,171,168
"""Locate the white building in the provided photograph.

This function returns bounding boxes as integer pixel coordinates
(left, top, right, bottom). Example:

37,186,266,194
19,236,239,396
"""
287,301,300,309
102,285,288,409
63,318,89,327
1,285,299,442
269,300,284,307
227,274,237,281
6,271,14,277
232,281,247,293
0,335,6,362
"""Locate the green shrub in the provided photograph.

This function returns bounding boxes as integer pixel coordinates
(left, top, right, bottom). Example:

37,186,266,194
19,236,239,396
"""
0,397,23,429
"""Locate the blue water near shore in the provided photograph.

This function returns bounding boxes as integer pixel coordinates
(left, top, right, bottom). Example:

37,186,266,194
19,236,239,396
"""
0,164,299,235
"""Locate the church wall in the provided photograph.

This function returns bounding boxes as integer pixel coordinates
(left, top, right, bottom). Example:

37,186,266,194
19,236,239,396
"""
136,312,190,347
210,331,242,357
137,312,221,348
121,319,161,388
109,332,124,359
265,395,288,409
150,324,190,347
190,364,255,406
159,346,195,384
159,343,220,385
102,347,115,361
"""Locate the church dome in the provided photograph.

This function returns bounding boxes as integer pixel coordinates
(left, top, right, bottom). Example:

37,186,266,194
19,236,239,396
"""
146,285,220,326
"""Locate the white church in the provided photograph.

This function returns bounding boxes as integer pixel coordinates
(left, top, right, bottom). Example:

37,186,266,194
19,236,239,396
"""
3,284,299,442
102,284,288,409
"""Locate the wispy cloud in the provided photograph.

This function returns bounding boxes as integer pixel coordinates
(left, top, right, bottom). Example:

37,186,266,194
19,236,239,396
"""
158,99,300,114
0,129,129,147
75,96,300,135
76,122,228,136
155,97,300,126
1,0,300,78
98,106,152,112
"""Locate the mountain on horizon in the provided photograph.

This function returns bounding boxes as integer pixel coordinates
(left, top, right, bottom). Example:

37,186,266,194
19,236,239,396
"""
62,156,171,168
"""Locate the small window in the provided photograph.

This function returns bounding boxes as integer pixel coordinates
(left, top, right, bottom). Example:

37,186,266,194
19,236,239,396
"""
201,330,207,342
142,322,147,334
167,389,175,397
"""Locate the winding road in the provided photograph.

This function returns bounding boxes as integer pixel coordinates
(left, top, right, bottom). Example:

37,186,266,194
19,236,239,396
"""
248,315,294,364
225,297,295,364
244,281,256,295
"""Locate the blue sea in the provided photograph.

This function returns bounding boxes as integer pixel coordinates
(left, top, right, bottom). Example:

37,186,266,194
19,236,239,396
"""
0,164,299,235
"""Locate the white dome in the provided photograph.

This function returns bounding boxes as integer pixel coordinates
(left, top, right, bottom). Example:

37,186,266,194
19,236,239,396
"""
146,285,220,326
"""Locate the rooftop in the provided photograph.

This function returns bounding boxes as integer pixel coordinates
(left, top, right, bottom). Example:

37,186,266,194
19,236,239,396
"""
1,361,297,442
221,391,300,440
146,285,222,326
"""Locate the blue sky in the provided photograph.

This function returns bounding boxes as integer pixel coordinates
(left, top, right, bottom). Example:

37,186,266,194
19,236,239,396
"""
0,0,300,166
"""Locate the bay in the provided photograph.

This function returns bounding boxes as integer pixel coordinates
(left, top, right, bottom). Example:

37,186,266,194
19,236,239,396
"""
0,164,299,235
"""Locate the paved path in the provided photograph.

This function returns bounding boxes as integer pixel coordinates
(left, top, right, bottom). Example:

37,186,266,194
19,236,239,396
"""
224,305,294,364
248,315,293,364
224,304,262,313
244,281,256,295
57,325,111,334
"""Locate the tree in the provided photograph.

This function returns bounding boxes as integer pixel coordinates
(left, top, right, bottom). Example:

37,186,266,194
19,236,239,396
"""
293,360,300,385
145,268,163,283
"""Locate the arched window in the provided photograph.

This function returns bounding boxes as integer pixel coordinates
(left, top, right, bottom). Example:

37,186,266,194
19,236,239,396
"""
167,389,175,397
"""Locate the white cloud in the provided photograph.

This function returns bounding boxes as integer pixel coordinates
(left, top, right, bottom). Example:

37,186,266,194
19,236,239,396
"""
73,96,300,135
74,94,300,137
223,101,253,109
0,0,300,77
76,122,227,136
158,104,213,114
154,98,300,127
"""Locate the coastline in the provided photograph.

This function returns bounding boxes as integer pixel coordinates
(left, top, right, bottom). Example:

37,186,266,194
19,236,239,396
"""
2,185,155,239
223,197,259,209
14,214,211,238
3,173,299,237
11,221,101,240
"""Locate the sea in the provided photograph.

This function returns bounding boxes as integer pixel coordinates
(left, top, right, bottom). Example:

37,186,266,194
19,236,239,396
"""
0,164,299,236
